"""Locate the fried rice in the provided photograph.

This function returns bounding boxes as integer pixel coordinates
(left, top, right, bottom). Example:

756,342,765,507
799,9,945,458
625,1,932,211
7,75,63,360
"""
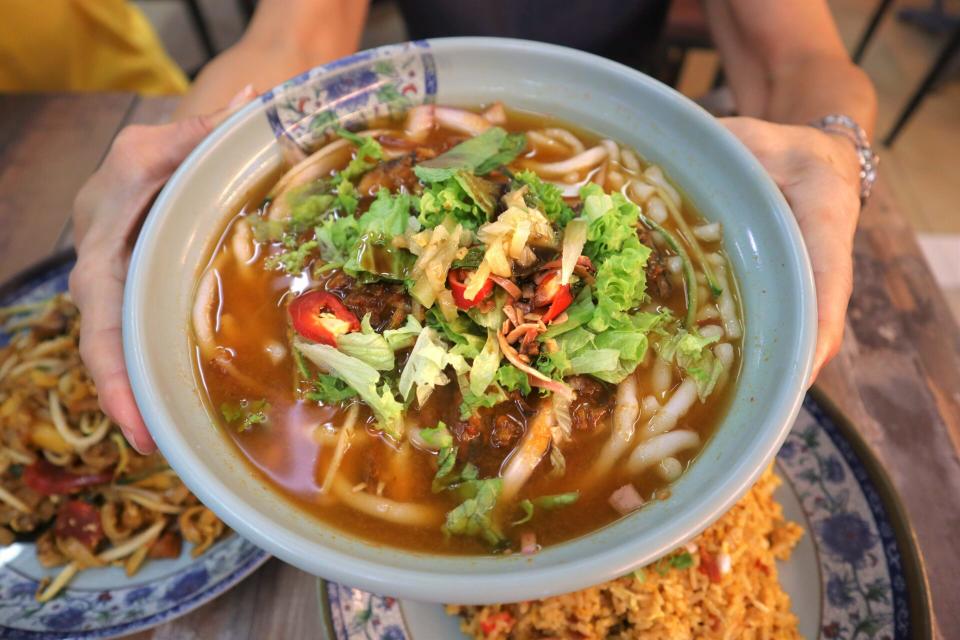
448,468,802,639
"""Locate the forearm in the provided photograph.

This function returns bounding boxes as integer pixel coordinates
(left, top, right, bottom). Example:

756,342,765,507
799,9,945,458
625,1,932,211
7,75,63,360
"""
174,0,368,118
705,0,877,137
757,54,875,137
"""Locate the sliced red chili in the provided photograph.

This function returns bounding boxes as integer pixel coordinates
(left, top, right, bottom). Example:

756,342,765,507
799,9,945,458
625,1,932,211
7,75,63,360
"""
54,500,104,550
23,459,113,496
448,268,494,310
289,290,360,346
536,271,573,323
698,551,723,583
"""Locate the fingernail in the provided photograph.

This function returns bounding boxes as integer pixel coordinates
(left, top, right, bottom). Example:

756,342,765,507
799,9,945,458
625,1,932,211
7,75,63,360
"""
227,84,256,111
120,425,149,455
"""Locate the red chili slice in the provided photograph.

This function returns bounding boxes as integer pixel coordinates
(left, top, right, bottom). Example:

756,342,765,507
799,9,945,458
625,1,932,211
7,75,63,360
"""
289,290,361,346
698,551,723,584
448,268,494,310
54,500,104,550
536,271,574,323
23,459,113,496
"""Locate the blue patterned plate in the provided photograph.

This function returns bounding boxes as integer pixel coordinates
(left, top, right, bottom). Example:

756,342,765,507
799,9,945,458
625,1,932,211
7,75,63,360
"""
0,252,270,639
317,393,931,640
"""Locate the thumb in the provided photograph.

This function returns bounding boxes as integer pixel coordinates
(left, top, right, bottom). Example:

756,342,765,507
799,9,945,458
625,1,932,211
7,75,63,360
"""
147,84,259,180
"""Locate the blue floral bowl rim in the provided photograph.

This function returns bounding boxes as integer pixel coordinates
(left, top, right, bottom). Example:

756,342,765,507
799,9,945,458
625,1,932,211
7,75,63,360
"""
314,387,932,639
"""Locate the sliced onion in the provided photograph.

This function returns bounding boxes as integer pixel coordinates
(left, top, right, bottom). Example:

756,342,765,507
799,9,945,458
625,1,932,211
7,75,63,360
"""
482,102,507,124
528,372,574,402
521,531,539,555
489,274,522,299
560,219,587,286
609,483,645,515
404,105,435,142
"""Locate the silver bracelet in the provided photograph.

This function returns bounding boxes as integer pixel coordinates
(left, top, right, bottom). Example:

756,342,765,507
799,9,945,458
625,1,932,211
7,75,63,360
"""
809,114,879,204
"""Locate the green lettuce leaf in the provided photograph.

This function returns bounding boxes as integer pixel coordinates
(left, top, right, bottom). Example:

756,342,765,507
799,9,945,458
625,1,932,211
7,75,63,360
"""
306,373,358,404
513,169,576,226
589,245,652,332
580,183,643,261
382,315,423,351
336,315,394,371
469,331,501,396
660,329,724,399
414,127,526,182
398,327,470,406
295,340,404,439
442,477,504,546
495,365,531,395
337,128,384,181
420,421,454,448
416,176,488,230
513,491,580,525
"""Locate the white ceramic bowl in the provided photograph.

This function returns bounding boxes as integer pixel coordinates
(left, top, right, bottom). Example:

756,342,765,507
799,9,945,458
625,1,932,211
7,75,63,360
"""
124,38,816,604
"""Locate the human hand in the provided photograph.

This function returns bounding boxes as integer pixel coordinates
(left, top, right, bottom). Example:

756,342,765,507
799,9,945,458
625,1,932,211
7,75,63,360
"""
721,117,863,383
70,86,256,453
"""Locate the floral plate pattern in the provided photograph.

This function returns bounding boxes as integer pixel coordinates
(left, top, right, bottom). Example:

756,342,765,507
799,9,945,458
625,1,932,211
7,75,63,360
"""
317,394,931,640
0,252,270,639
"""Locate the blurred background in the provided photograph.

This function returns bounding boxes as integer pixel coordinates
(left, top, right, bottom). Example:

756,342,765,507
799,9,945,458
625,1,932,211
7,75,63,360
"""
1,0,958,319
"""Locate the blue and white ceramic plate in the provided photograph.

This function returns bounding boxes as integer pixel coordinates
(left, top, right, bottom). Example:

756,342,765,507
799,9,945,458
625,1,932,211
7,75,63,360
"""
318,393,931,640
0,252,270,639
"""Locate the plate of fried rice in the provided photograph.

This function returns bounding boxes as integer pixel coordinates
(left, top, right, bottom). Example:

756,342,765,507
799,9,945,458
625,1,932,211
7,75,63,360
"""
318,393,931,639
0,252,269,638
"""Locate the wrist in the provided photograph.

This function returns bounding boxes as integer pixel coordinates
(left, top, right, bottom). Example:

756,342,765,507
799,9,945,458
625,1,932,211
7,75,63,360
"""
809,114,878,203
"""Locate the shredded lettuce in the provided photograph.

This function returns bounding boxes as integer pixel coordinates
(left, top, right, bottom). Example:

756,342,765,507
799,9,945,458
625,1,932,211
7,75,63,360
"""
296,340,404,439
265,240,318,274
220,399,270,432
336,315,395,371
512,491,580,525
469,331,501,396
459,387,505,419
442,477,504,546
426,308,485,357
382,315,423,351
420,421,454,448
432,446,458,492
306,373,358,404
569,349,621,375
398,327,470,407
540,311,666,384
337,128,384,181
414,127,526,182
495,365,531,395
660,329,724,400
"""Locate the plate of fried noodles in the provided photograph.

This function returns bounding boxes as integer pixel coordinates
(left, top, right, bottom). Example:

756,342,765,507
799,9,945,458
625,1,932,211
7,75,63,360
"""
317,394,931,640
0,252,268,638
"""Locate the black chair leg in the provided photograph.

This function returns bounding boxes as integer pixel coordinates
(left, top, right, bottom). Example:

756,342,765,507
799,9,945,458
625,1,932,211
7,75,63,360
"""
884,24,960,146
853,0,896,63
184,0,217,60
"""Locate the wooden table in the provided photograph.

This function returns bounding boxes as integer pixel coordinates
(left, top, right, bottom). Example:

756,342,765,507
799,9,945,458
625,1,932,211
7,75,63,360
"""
1,93,958,639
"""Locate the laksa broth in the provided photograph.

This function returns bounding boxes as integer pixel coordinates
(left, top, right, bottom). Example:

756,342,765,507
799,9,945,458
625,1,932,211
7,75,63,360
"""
192,104,742,555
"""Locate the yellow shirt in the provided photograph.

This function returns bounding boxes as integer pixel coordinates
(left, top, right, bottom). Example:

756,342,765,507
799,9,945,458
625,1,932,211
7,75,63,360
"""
0,0,188,95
